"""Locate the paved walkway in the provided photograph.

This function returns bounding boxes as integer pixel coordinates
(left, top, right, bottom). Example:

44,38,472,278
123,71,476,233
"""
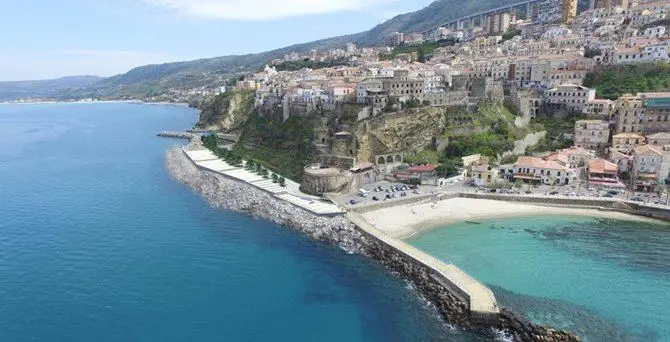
183,148,344,216
346,212,499,322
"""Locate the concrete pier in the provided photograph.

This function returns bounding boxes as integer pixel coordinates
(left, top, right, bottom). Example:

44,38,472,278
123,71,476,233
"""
347,212,499,326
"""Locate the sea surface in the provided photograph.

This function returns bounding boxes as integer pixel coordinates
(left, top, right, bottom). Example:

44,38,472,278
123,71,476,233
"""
409,216,670,342
0,103,490,342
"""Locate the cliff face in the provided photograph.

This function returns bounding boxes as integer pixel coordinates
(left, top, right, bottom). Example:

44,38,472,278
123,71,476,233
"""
197,90,255,132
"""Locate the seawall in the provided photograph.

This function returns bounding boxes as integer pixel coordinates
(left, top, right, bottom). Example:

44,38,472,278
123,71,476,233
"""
165,145,579,341
459,192,670,221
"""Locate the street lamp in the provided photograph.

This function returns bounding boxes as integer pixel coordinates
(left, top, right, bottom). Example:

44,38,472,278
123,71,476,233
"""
664,172,670,205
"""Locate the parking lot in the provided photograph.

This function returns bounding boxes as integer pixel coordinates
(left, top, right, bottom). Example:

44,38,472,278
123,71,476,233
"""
331,180,440,208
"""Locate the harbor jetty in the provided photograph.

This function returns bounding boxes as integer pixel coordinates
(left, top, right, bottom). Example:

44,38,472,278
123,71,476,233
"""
165,140,579,342
157,131,197,140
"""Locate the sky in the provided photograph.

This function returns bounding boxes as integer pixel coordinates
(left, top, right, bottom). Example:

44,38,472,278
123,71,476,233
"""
0,0,434,81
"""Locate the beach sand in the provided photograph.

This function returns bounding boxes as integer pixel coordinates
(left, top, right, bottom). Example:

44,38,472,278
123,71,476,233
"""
362,198,660,239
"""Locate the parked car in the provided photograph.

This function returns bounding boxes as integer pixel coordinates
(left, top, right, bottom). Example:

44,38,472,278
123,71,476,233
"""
549,191,559,195
349,199,358,205
372,196,380,201
630,197,645,202
602,193,614,198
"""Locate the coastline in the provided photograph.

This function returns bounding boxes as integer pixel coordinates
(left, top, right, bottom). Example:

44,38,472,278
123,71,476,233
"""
362,198,665,240
165,143,580,342
0,100,189,106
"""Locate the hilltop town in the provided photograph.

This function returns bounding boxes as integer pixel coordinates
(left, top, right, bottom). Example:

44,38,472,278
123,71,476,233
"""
189,0,670,201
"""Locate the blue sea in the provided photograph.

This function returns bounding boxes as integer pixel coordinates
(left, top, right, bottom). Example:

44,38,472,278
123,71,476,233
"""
409,216,670,342
0,103,488,342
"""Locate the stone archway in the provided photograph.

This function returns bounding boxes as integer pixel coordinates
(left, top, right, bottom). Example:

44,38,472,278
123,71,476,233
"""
386,156,394,163
378,157,386,164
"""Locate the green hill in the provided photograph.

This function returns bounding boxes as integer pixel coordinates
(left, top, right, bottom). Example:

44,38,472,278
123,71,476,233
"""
0,76,102,101
19,0,535,100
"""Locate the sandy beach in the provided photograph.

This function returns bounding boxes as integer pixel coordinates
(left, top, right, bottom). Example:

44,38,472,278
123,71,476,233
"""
362,197,660,239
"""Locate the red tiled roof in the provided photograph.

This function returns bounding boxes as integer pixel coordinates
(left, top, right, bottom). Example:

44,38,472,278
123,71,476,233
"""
407,164,437,172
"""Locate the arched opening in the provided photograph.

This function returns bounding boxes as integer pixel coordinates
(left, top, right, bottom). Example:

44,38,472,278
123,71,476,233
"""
535,100,539,107
321,138,325,144
349,149,354,156
395,155,402,162
386,156,393,163
378,157,385,164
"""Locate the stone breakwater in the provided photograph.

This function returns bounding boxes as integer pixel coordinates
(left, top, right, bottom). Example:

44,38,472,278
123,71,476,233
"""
165,145,579,342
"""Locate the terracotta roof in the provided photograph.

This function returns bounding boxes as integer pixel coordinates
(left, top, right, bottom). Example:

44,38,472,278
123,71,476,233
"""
407,164,437,172
588,159,618,173
514,156,568,170
546,152,569,165
634,144,662,156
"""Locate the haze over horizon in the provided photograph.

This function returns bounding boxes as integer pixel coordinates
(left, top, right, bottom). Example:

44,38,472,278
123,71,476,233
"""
2,0,434,82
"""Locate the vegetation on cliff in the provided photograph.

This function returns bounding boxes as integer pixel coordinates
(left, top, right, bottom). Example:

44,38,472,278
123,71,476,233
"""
273,58,349,71
197,89,255,131
583,63,670,100
235,114,317,181
379,39,457,62
402,103,540,177
525,115,583,154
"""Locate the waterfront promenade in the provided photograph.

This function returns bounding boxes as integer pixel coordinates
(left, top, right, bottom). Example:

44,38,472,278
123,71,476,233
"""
183,148,343,216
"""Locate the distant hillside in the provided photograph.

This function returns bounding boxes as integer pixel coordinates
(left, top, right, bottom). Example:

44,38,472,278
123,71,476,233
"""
42,0,534,99
0,76,102,101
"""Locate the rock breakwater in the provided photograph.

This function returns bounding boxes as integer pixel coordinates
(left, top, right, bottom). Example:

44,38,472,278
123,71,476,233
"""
165,144,580,342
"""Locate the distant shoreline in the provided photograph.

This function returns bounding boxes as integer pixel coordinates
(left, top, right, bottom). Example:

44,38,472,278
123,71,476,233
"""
0,100,190,106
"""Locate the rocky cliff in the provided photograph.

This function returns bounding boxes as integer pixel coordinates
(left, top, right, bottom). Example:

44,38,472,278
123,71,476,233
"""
197,90,255,132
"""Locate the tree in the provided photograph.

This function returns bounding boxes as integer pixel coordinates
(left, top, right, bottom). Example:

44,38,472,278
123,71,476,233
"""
271,173,279,183
255,163,263,174
246,160,255,170
278,176,286,187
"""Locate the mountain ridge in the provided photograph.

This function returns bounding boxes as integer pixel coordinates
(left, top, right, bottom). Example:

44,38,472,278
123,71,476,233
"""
6,0,535,100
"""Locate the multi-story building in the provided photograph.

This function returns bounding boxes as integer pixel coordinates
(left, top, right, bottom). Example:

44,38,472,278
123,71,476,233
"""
532,0,578,24
609,148,633,172
559,146,597,168
614,93,645,133
642,26,666,39
646,132,670,146
589,0,629,9
633,144,663,191
513,155,575,185
582,99,615,118
387,32,404,47
356,79,383,104
612,132,645,150
574,120,610,150
381,70,426,102
544,84,596,112
487,12,516,34
641,92,670,133
587,159,623,188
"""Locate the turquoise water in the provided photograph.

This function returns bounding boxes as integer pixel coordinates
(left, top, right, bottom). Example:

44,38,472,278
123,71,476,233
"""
0,103,490,341
409,216,670,341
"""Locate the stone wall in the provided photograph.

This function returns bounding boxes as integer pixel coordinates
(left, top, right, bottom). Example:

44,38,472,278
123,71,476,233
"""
501,131,547,159
301,168,351,195
166,145,581,342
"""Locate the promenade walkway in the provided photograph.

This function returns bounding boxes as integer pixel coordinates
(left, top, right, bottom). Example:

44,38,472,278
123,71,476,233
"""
183,148,344,216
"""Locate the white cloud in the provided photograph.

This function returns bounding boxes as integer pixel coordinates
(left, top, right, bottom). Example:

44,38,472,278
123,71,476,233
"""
0,50,187,81
139,0,397,20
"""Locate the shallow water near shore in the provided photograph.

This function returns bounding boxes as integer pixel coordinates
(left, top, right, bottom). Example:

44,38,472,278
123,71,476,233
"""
0,103,495,341
408,216,670,342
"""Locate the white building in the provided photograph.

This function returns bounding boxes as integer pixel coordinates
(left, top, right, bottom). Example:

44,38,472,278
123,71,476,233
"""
544,84,596,112
633,144,663,191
